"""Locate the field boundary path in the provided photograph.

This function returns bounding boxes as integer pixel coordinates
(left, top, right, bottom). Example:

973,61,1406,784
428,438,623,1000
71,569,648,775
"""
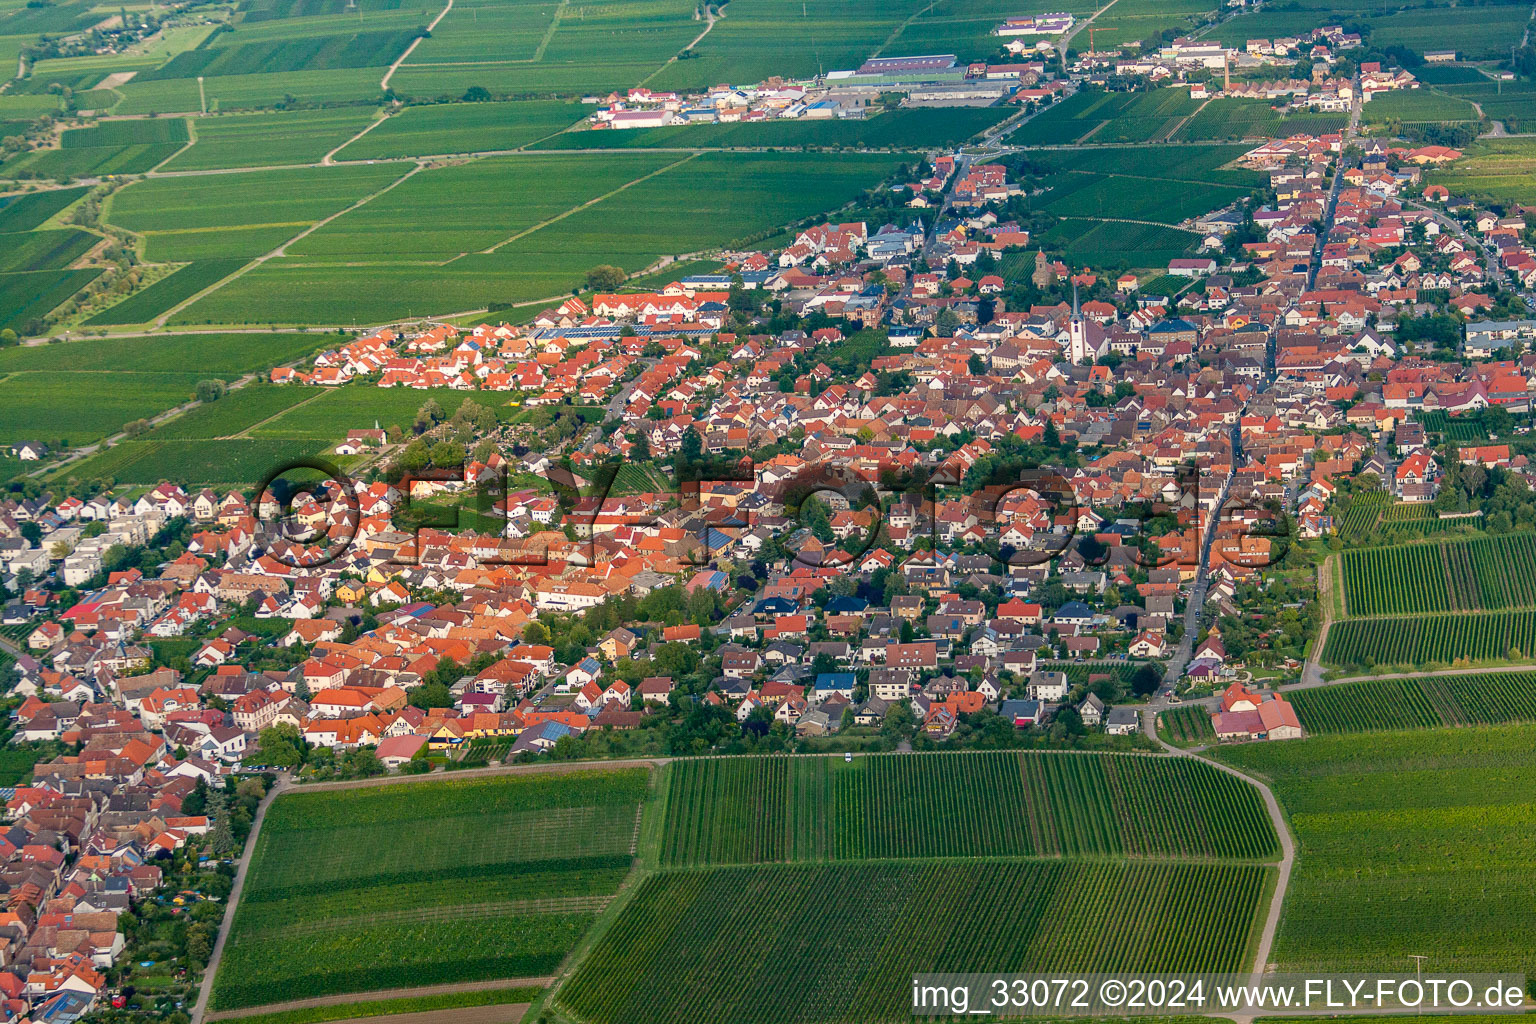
324,109,393,166
191,777,288,1024
204,980,550,1022
381,0,454,91
1143,712,1294,980
1300,554,1334,686
637,0,717,86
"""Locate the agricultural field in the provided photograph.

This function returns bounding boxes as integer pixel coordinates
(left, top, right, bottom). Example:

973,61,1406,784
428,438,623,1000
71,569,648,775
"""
1337,489,1388,543
1216,725,1536,972
1321,609,1536,670
0,228,97,274
1022,88,1204,146
1341,534,1536,616
0,187,89,233
1288,670,1536,734
1360,87,1479,125
0,370,202,447
1418,409,1490,442
557,860,1272,1024
115,67,389,115
395,0,698,97
1159,705,1217,747
644,0,930,93
1207,0,1527,59
0,268,103,334
105,162,407,263
1440,79,1536,133
532,106,1011,151
1171,100,1347,142
160,108,381,171
659,751,1279,866
60,437,331,486
0,330,328,377
140,384,322,440
1038,218,1200,270
336,100,592,159
247,384,502,441
85,260,249,325
171,150,904,323
0,331,327,448
1083,0,1217,50
1008,144,1258,269
210,768,649,1010
0,117,189,178
1427,136,1536,206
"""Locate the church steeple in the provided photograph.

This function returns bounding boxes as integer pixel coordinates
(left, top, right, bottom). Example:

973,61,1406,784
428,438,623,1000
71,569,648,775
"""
1068,281,1089,364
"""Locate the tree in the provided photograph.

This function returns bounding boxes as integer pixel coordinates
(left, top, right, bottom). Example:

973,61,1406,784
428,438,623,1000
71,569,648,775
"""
255,723,305,768
585,264,627,291
410,681,453,710
1131,663,1162,697
935,307,960,335
19,522,40,547
194,379,226,403
429,440,462,469
462,85,491,101
182,776,209,815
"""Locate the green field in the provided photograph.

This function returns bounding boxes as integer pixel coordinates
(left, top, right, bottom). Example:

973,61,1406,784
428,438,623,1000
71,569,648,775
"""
0,370,201,446
558,860,1272,1024
57,436,329,485
1007,143,1257,268
106,162,406,262
1361,88,1479,124
660,752,1279,866
1208,0,1530,59
396,0,698,96
1171,100,1348,142
0,117,189,178
85,260,249,325
1022,88,1204,146
1429,136,1536,205
1288,671,1536,734
142,383,322,439
248,384,506,440
210,768,649,1010
1159,705,1217,747
532,107,1012,151
1322,609,1536,670
171,150,904,323
225,987,544,1024
161,108,380,170
0,331,328,447
1341,534,1536,616
0,187,89,232
1217,725,1536,972
0,268,103,333
0,228,98,273
0,330,327,377
337,100,592,159
643,0,929,93
137,28,416,81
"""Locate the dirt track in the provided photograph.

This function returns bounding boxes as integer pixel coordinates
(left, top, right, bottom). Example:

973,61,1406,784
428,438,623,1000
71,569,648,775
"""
204,980,548,1021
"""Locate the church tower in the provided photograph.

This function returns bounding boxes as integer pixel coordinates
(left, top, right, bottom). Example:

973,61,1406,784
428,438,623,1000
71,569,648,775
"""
1068,282,1090,364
